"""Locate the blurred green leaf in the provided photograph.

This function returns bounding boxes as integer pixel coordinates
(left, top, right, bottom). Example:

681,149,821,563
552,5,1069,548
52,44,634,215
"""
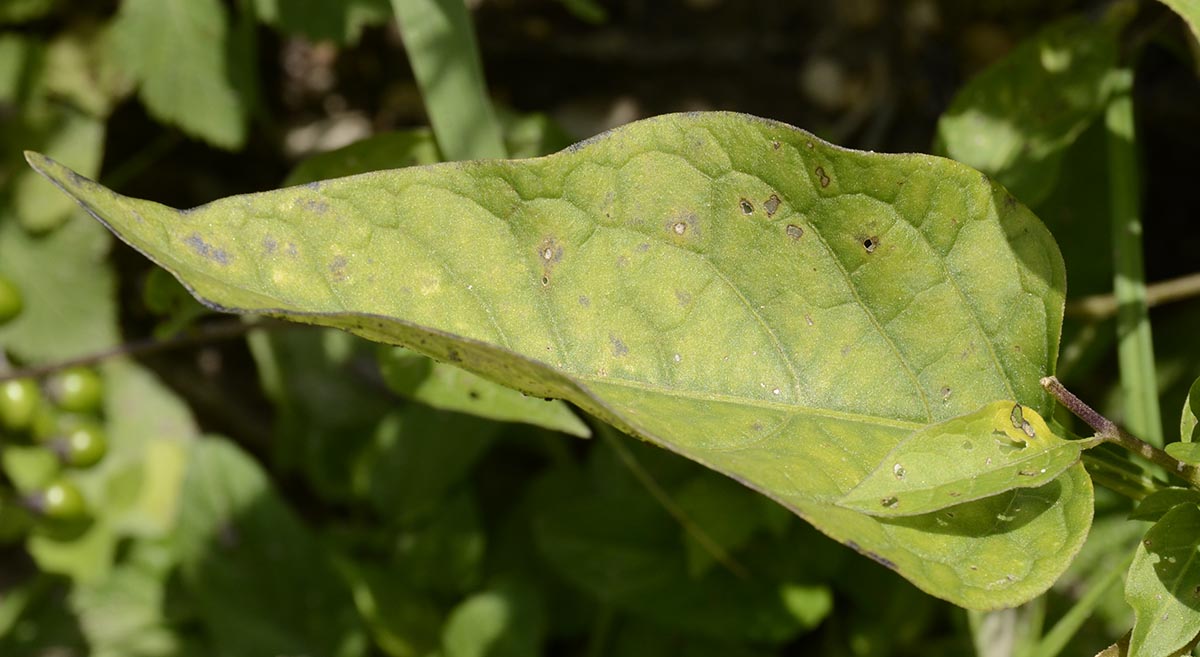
0,210,117,361
1125,503,1200,657
253,0,391,44
0,0,55,24
391,490,486,595
112,0,246,149
1131,488,1200,522
441,577,545,657
27,110,1087,608
171,438,364,657
937,16,1118,206
284,130,443,186
99,360,197,537
608,621,776,657
13,108,105,233
338,560,442,657
530,443,830,643
378,346,589,437
556,0,607,24
1,446,58,493
27,517,117,583
71,540,201,657
357,405,499,524
43,22,131,118
391,0,506,160
673,470,784,578
247,327,394,501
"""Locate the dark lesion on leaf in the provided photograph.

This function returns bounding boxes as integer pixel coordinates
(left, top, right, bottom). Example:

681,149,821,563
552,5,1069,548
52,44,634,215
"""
816,166,831,188
862,236,878,253
609,335,629,357
739,198,754,215
183,233,231,265
786,224,804,240
329,255,349,281
763,194,781,217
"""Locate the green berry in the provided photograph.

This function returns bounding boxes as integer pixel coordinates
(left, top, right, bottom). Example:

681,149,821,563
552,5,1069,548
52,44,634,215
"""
46,366,104,414
0,275,22,326
27,478,86,520
51,420,107,468
0,378,41,432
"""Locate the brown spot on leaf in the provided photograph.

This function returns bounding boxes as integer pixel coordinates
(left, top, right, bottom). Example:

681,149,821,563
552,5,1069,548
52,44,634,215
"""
675,289,692,306
816,166,830,188
786,224,804,240
764,194,781,217
578,295,590,307
262,236,278,254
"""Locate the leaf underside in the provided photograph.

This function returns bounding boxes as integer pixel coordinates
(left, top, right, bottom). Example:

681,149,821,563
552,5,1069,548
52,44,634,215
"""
26,111,1088,609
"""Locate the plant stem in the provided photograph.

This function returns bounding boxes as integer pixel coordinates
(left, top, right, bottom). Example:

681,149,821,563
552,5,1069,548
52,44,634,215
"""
1042,376,1200,488
1065,271,1200,319
0,318,294,383
1105,66,1164,447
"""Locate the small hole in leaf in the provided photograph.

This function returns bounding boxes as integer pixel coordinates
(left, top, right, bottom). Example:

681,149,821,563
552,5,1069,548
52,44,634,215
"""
880,496,898,508
892,463,905,479
739,198,754,215
673,222,687,235
862,237,877,253
541,276,550,286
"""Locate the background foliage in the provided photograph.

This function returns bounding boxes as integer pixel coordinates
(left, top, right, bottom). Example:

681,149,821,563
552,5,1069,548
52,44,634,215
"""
2,1,1200,656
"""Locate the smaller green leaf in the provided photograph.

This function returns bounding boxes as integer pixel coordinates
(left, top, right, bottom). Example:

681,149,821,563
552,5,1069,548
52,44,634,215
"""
111,0,246,148
378,346,590,438
840,401,1088,517
1166,441,1200,466
253,0,391,44
936,15,1118,206
13,109,105,233
283,130,442,186
441,578,545,657
1130,488,1200,522
0,210,118,362
1126,503,1200,657
0,0,55,23
1182,375,1200,443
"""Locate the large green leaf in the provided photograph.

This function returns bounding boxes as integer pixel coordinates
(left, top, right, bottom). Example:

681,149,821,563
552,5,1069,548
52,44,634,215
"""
26,111,1087,608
